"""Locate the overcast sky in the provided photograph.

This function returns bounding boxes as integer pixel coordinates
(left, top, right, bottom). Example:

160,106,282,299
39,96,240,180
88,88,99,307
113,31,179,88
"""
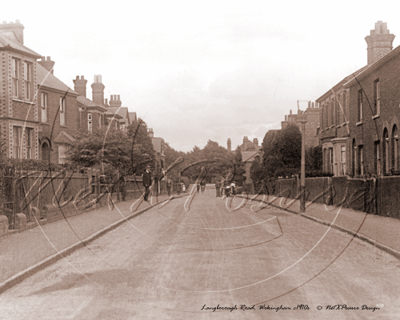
4,0,400,152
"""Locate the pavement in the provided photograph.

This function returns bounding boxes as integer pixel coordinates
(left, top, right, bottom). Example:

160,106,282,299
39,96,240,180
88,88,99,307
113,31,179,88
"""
0,193,175,294
247,194,400,260
1,189,400,295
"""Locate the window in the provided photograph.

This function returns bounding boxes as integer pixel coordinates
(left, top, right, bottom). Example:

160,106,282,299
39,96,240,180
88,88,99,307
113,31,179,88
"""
352,140,356,177
88,113,92,133
392,125,398,172
23,61,32,100
357,90,363,122
329,148,334,174
357,145,364,176
13,126,22,159
342,91,346,123
26,128,33,159
58,145,68,164
383,129,389,174
99,114,102,128
374,79,380,116
41,93,48,123
340,145,346,175
60,97,66,126
375,141,381,176
336,97,341,125
12,58,19,97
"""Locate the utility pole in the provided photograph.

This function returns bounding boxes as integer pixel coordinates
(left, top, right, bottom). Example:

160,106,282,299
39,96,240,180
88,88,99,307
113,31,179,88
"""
300,119,307,212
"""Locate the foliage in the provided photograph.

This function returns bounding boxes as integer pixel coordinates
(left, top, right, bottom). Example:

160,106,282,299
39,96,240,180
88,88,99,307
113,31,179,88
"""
181,140,232,183
232,147,246,186
163,142,185,182
259,124,302,179
306,145,323,171
68,119,155,177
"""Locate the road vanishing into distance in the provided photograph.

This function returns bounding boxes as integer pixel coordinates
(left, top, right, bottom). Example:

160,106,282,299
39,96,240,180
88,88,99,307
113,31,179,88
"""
1,187,400,320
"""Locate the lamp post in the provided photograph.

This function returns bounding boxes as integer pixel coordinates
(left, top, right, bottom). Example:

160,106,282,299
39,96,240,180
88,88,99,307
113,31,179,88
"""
300,120,307,212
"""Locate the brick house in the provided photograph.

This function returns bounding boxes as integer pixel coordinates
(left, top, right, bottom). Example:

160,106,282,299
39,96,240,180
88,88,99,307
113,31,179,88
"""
0,21,42,160
317,21,395,177
345,34,400,177
37,59,79,163
73,75,108,134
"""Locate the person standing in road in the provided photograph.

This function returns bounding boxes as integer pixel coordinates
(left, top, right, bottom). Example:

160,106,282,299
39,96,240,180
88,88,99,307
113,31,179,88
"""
143,165,152,201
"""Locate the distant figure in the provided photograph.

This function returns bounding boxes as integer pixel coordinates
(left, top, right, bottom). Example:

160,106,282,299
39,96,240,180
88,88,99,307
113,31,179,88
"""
167,179,172,196
215,181,221,197
197,184,200,193
230,182,236,196
142,165,152,201
200,181,205,193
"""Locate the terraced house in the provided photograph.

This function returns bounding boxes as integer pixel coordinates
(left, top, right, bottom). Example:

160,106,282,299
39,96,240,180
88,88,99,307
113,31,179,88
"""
317,21,399,177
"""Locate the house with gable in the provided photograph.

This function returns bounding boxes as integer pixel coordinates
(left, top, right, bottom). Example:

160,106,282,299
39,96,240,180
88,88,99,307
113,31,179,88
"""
0,20,42,160
37,58,79,163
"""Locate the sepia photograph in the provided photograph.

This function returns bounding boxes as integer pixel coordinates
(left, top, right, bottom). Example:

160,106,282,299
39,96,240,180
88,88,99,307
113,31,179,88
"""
1,0,400,319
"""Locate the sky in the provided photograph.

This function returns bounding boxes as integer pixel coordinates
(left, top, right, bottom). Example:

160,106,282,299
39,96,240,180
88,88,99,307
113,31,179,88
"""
3,0,400,152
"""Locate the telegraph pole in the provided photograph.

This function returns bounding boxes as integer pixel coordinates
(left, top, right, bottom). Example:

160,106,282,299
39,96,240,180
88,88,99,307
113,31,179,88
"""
300,119,307,212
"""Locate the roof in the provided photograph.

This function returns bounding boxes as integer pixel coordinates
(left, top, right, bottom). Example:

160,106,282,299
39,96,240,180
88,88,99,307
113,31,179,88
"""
77,95,108,112
53,131,76,145
344,44,400,87
129,112,137,123
107,107,130,123
105,111,123,119
241,150,261,163
37,64,78,95
316,65,368,102
0,33,41,58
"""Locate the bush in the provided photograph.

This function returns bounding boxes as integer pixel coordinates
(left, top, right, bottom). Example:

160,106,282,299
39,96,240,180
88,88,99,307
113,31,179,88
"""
305,170,333,178
4,159,67,172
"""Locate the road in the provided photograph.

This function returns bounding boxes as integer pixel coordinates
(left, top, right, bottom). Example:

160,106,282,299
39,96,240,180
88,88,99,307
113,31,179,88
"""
1,188,400,319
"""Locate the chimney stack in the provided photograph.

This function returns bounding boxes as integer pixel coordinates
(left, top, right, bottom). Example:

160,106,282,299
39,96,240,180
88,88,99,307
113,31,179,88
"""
91,75,105,105
148,128,154,138
253,138,258,147
38,56,55,74
227,138,231,152
365,21,395,65
0,20,24,44
109,94,122,108
73,75,87,97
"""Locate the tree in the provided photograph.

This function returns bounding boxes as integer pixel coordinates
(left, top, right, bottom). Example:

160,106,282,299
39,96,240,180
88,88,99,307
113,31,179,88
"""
256,124,302,180
163,142,185,182
68,119,155,177
232,147,246,186
127,119,156,174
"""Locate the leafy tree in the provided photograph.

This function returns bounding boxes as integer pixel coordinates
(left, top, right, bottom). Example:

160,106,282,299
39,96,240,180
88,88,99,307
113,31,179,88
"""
232,147,246,186
306,145,323,171
68,119,155,177
127,119,156,174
